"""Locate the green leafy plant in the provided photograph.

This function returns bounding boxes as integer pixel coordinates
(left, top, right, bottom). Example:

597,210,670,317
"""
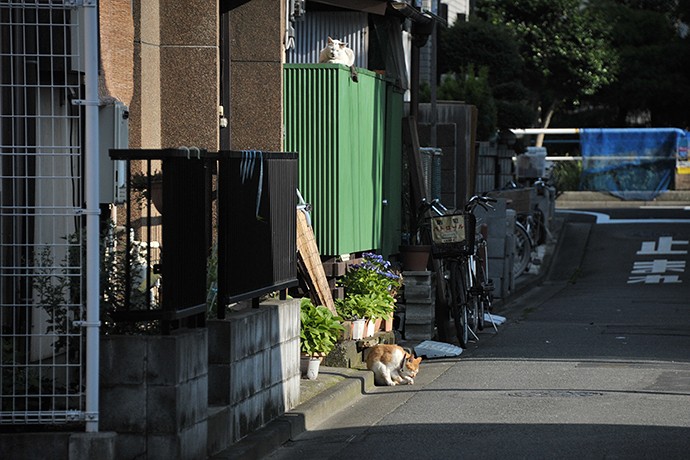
1,336,55,412
300,298,344,357
337,253,402,320
33,246,76,353
130,170,163,208
33,222,162,343
550,158,582,192
334,294,369,320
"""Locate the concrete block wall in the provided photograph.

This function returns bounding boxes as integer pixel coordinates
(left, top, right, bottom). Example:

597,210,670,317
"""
207,299,300,451
403,271,436,340
100,328,209,460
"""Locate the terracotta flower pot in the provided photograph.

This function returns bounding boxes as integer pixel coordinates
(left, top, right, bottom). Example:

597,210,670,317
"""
364,318,376,337
399,245,431,271
382,313,394,332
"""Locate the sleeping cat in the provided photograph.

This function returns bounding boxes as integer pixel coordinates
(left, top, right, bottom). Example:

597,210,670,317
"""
365,344,422,386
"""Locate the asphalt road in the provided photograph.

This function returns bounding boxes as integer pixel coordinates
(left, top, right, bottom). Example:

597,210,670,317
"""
268,206,690,460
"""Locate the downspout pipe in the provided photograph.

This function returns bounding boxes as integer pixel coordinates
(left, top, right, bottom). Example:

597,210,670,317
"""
83,0,100,433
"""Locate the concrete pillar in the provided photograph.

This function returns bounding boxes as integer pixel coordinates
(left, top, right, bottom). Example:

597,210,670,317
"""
228,0,285,151
131,0,219,150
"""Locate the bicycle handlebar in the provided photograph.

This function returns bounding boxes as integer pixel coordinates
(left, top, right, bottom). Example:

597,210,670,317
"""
418,198,447,217
419,195,496,217
465,195,496,213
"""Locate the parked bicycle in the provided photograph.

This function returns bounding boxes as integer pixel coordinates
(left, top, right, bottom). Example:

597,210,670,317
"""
424,195,496,348
500,177,553,277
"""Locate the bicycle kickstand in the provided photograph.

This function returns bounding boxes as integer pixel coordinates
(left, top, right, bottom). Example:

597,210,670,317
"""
488,311,499,333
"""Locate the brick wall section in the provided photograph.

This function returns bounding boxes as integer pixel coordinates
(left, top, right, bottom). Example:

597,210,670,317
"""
99,1,134,106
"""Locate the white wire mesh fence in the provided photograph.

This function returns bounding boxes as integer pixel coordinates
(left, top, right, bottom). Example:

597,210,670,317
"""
1,1,86,425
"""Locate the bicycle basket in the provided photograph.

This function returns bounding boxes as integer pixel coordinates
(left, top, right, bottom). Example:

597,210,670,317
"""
428,212,476,258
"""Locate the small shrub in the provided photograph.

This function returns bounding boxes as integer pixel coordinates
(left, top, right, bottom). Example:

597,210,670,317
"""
300,298,345,357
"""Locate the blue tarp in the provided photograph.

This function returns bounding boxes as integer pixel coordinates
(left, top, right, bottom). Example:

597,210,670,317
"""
579,128,687,200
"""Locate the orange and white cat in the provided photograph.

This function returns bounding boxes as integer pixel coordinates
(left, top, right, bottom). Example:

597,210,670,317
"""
365,344,422,386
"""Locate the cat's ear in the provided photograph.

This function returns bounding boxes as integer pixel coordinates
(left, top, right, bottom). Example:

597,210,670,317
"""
327,36,334,44
413,356,422,365
340,41,349,49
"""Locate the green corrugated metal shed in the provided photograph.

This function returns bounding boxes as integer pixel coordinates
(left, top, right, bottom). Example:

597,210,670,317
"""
284,64,402,257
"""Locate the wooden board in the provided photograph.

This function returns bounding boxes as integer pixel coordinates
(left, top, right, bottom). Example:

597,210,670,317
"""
296,209,336,314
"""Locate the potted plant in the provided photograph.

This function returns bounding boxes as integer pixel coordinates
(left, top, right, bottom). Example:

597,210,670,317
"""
338,252,402,335
334,295,368,340
300,298,345,379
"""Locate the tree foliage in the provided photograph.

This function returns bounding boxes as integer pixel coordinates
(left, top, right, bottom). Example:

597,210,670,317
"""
477,0,618,139
578,0,690,128
437,66,498,140
438,17,532,138
437,0,690,138
438,16,524,85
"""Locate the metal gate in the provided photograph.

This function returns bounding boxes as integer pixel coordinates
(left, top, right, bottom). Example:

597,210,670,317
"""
1,1,89,425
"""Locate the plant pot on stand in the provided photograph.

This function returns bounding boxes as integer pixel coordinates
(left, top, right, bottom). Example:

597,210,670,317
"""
399,245,431,271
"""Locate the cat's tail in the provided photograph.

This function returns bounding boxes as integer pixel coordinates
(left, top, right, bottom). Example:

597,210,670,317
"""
349,65,358,82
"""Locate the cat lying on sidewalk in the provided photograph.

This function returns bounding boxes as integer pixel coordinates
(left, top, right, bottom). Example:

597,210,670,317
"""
365,344,422,386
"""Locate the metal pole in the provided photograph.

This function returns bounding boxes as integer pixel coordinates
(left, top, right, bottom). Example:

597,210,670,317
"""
83,0,101,433
430,19,437,147
511,128,580,136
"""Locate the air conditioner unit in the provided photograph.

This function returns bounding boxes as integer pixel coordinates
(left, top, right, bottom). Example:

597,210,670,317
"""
99,102,129,203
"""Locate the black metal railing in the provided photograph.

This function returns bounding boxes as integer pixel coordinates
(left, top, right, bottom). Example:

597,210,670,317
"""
108,149,212,333
216,151,298,318
108,148,298,329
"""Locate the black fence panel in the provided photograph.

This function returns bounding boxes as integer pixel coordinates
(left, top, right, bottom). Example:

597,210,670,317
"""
109,149,211,333
108,149,299,326
217,151,298,317
161,156,212,322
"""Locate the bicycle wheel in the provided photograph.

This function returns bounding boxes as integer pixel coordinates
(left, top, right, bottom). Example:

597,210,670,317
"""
448,260,469,348
513,221,532,277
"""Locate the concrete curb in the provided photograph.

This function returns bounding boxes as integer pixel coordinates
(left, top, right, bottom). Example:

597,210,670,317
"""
290,368,375,431
492,215,564,313
213,368,374,460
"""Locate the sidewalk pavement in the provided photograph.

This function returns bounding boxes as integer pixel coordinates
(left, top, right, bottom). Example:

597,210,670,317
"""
215,229,562,460
214,190,690,459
